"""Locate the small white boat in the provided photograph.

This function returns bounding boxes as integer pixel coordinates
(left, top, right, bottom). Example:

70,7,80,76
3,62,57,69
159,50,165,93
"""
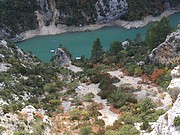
50,49,55,53
75,57,81,60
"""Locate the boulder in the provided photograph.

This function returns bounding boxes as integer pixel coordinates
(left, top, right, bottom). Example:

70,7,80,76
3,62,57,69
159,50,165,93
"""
167,66,180,100
54,48,71,66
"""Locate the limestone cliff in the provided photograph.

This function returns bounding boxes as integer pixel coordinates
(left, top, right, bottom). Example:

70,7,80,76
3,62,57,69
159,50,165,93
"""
95,0,128,22
148,65,180,135
149,26,180,65
54,48,71,66
36,0,53,26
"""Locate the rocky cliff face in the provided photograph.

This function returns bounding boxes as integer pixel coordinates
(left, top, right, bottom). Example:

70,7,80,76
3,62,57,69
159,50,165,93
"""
36,0,53,26
36,0,59,26
0,105,50,135
148,65,180,135
149,94,180,135
95,0,128,22
149,26,180,65
54,48,71,66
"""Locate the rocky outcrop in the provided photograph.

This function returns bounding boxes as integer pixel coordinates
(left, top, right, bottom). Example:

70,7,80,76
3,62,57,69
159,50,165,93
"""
167,65,180,100
149,93,180,135
36,0,53,26
36,0,59,27
0,105,50,135
148,65,180,135
54,48,71,66
95,0,128,22
149,27,180,65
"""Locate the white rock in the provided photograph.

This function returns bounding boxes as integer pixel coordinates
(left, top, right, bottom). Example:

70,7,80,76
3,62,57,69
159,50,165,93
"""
122,40,130,49
0,39,8,49
95,0,128,22
0,82,5,89
0,54,5,59
0,63,11,72
167,66,180,99
149,29,180,64
147,66,180,135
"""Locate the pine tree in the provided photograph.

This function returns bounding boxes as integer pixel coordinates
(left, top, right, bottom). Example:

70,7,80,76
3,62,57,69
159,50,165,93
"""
109,41,123,55
146,17,172,50
91,38,104,64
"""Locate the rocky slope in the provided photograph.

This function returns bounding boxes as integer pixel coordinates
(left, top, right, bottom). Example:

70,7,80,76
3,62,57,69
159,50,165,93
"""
149,65,180,135
149,26,180,65
95,0,128,22
0,39,77,134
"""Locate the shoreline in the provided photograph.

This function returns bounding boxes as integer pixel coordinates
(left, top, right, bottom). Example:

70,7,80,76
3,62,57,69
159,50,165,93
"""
19,9,180,42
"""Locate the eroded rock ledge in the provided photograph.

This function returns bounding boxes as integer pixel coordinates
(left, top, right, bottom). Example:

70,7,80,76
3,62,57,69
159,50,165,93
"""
149,26,180,65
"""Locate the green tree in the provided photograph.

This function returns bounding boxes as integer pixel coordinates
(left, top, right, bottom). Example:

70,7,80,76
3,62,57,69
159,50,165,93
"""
91,38,104,64
109,41,123,55
134,33,142,43
174,116,180,126
139,98,156,112
80,126,92,135
106,125,140,135
146,17,172,50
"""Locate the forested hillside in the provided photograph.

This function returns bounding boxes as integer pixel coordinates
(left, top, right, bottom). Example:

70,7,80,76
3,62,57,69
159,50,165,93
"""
0,0,179,38
0,0,38,35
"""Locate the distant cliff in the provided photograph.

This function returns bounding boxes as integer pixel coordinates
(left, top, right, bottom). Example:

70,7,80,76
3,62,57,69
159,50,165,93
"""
95,0,128,22
0,0,180,40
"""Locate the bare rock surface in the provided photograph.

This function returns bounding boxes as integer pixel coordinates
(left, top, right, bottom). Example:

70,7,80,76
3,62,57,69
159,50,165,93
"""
95,0,128,22
149,27,180,65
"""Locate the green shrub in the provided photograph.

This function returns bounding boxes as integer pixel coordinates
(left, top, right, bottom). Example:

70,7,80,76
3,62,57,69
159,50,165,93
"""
120,113,134,125
140,120,151,132
0,76,5,83
108,89,131,108
106,125,140,135
94,119,105,126
174,116,180,126
99,77,112,90
164,113,168,120
80,126,92,135
98,85,117,99
90,73,109,84
0,126,6,133
82,93,94,102
156,74,171,88
138,98,156,112
146,109,165,122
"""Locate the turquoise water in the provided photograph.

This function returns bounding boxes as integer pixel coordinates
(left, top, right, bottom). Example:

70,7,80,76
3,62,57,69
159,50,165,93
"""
16,12,180,63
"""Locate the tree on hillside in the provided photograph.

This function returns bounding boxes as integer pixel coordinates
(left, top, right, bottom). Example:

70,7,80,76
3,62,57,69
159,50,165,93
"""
109,41,123,55
145,17,172,50
91,38,104,64
134,33,142,43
